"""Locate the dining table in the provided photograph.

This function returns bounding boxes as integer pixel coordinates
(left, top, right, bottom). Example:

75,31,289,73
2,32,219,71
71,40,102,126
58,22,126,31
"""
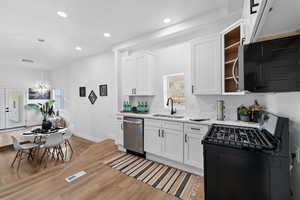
20,127,68,162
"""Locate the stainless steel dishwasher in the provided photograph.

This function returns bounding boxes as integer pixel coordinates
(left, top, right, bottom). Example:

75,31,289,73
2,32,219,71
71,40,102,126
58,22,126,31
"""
123,117,144,155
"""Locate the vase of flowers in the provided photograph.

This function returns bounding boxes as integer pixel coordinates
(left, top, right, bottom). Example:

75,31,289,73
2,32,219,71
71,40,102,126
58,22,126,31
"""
27,100,56,130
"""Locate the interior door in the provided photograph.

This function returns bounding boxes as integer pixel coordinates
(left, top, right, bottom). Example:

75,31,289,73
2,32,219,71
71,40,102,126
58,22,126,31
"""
5,89,26,129
0,89,5,129
162,129,183,162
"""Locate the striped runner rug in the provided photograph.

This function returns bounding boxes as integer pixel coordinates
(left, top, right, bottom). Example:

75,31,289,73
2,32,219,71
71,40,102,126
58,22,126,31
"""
103,153,202,200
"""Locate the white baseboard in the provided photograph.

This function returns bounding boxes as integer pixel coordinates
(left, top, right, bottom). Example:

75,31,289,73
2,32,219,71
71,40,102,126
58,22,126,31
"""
146,153,203,176
74,133,106,143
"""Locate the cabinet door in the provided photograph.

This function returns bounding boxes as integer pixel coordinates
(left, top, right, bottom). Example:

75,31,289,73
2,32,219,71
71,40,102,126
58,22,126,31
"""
184,132,205,169
136,55,148,95
122,57,137,95
191,35,221,95
136,54,155,95
115,116,123,146
144,126,162,155
162,129,183,162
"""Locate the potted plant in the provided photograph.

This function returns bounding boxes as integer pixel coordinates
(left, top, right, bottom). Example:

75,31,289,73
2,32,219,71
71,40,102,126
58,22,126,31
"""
27,100,56,130
238,106,251,122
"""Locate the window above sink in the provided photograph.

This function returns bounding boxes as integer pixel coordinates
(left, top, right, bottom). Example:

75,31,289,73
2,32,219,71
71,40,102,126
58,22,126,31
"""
163,73,185,110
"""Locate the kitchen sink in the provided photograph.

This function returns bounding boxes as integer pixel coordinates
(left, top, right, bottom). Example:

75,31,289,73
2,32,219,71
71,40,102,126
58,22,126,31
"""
152,114,184,119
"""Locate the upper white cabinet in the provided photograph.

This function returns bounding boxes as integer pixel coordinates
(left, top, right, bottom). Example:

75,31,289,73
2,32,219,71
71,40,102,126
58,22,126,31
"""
191,35,221,95
121,53,156,96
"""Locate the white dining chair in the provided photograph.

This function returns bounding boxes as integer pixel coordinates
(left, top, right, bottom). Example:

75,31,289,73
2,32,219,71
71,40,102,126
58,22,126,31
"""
39,133,65,168
11,136,38,171
63,130,74,160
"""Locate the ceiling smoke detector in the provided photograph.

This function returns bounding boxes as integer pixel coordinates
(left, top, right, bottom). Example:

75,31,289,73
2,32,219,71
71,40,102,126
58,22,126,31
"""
22,59,34,63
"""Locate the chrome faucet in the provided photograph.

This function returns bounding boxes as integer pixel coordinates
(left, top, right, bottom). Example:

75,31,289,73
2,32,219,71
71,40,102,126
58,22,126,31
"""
166,97,176,115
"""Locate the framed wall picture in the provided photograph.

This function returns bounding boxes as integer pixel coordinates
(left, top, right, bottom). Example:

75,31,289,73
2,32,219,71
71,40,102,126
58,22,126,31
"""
88,90,97,104
79,87,86,97
28,88,51,100
99,84,108,96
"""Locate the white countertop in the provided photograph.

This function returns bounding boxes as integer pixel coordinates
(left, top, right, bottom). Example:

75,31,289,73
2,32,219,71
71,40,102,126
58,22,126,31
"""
116,112,260,128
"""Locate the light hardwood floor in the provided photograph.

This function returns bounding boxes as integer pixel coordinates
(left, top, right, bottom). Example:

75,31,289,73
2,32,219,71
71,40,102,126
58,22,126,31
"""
0,139,204,200
0,136,94,188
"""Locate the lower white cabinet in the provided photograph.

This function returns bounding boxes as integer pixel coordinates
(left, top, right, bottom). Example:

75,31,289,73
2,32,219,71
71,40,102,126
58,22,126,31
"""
144,126,162,155
144,119,183,163
183,123,208,169
144,119,208,171
115,116,124,146
162,129,183,162
184,132,205,169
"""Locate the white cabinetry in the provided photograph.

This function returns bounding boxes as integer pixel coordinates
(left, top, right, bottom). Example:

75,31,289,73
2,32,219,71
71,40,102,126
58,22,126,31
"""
115,116,124,146
121,53,155,96
144,119,183,163
144,126,162,155
191,35,221,95
183,123,208,169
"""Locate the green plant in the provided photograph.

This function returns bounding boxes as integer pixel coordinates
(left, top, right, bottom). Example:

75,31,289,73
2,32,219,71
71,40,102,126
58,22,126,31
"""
27,100,56,120
239,107,251,116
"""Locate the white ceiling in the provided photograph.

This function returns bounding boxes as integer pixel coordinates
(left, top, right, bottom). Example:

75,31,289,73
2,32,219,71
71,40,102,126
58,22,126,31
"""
0,0,243,69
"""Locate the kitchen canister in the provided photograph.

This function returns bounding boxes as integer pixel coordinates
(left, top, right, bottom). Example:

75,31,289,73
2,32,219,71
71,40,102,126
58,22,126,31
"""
217,100,225,121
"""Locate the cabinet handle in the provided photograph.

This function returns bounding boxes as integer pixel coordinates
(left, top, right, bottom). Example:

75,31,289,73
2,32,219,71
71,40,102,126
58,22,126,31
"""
161,130,164,138
158,129,161,137
132,88,136,94
192,85,194,94
185,134,188,143
121,123,123,130
191,127,201,131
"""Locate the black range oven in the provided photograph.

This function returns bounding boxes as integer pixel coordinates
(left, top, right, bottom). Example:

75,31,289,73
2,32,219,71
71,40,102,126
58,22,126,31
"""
202,112,290,200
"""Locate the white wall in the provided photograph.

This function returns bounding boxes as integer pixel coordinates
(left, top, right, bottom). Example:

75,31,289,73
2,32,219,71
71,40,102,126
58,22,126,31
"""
0,65,49,126
49,52,116,142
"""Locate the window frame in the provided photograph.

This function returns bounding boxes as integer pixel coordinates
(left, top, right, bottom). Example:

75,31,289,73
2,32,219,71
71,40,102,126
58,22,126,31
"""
163,73,185,110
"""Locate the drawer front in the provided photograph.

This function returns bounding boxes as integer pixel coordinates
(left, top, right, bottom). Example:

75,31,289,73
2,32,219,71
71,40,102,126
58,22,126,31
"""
144,119,162,128
184,123,208,135
162,121,183,131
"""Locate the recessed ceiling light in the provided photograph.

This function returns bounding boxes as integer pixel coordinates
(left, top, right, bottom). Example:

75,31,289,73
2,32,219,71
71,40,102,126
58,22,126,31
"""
57,11,68,18
37,38,45,42
75,46,82,51
22,59,34,63
104,33,111,38
163,18,171,24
